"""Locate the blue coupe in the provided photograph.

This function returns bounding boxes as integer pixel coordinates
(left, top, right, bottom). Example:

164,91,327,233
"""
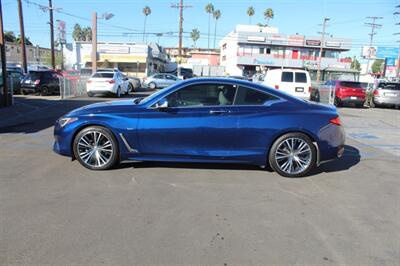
54,78,345,177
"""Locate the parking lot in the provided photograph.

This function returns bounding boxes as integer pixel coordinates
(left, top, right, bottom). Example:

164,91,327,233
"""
0,93,399,265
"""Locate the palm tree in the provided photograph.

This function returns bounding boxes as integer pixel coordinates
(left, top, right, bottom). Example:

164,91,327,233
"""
142,6,151,43
205,3,214,49
263,8,274,26
247,6,255,24
190,28,200,48
213,10,221,49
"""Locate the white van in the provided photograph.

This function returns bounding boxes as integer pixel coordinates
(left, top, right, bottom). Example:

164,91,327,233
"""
262,69,311,100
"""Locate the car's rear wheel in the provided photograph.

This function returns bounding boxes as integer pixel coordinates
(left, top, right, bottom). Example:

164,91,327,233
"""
87,91,94,97
41,86,49,96
127,83,133,94
334,97,341,107
269,133,316,177
73,126,119,170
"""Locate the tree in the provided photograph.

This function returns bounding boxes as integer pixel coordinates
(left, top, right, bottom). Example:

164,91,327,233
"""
190,28,200,48
213,9,221,49
371,59,384,74
72,24,83,41
16,35,33,46
350,57,361,71
82,27,92,42
205,3,214,49
264,8,274,26
102,59,112,68
247,6,255,24
142,6,151,43
4,31,16,43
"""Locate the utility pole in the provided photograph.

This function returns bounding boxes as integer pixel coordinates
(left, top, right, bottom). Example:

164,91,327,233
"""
0,0,9,106
364,16,383,75
91,12,97,74
48,0,55,69
17,0,27,73
316,17,329,84
394,6,400,80
171,0,191,77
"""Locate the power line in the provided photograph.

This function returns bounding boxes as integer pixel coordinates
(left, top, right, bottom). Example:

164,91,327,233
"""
364,16,383,75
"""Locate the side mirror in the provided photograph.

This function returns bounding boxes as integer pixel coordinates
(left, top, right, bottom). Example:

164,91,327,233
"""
155,98,169,109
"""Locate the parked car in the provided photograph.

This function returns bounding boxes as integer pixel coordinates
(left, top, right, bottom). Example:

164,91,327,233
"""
20,70,62,96
142,73,180,89
86,71,130,97
369,82,400,108
262,69,311,100
6,69,24,94
167,67,193,80
127,76,141,91
53,78,345,178
326,80,366,107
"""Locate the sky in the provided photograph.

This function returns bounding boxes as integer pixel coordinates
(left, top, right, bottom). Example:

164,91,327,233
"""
2,0,399,60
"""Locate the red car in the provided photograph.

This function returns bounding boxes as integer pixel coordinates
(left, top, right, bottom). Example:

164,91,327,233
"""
328,80,366,107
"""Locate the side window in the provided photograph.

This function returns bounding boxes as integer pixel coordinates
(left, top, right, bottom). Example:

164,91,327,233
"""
166,83,237,107
295,72,307,83
166,75,175,80
234,86,277,106
281,71,293,82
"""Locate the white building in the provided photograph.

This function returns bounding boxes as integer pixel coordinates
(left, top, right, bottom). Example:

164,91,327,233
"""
64,42,168,77
219,25,356,81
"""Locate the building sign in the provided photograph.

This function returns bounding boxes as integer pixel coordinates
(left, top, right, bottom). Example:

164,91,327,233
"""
305,39,321,46
253,58,275,65
325,41,341,48
288,35,304,46
386,58,396,67
376,47,398,59
56,20,66,44
247,36,265,42
268,34,286,43
362,46,377,59
98,44,130,54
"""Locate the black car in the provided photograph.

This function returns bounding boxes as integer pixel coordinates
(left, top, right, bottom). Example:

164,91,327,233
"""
20,71,62,96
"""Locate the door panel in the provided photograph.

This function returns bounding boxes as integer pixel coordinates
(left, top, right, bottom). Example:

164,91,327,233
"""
137,107,239,158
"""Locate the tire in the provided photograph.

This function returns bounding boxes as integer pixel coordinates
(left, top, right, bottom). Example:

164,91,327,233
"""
356,103,364,108
40,86,49,96
126,84,132,95
334,97,341,107
73,126,119,170
21,90,28,95
148,82,157,90
87,91,94,97
268,132,317,178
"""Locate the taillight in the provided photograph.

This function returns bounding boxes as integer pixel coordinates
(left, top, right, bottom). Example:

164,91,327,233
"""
107,79,115,84
34,79,40,85
373,89,379,95
274,85,279,89
309,86,312,93
87,80,92,84
329,116,342,126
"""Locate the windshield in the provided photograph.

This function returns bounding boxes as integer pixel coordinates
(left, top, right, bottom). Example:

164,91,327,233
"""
92,72,114,78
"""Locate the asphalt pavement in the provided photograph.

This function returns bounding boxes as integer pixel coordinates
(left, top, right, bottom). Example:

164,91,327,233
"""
0,95,399,265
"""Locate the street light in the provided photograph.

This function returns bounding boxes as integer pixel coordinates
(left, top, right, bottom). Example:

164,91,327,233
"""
91,12,114,74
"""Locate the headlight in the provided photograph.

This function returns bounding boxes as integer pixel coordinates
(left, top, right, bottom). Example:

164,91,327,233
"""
58,117,78,127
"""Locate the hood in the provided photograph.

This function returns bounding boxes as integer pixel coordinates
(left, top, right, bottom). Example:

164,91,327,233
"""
66,99,140,117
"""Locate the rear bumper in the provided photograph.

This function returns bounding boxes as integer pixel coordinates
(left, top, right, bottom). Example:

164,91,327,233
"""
20,85,39,92
337,96,365,104
373,97,400,105
317,123,346,162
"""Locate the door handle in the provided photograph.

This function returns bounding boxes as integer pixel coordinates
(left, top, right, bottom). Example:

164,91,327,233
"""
210,110,230,115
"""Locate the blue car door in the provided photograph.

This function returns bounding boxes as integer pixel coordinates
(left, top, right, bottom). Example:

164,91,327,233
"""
136,83,239,159
230,85,283,164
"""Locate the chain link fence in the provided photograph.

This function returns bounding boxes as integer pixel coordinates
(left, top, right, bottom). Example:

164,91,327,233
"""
311,82,335,105
59,76,89,99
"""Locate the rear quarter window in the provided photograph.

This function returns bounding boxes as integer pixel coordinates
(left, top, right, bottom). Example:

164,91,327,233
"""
295,72,307,83
92,73,114,78
281,72,293,82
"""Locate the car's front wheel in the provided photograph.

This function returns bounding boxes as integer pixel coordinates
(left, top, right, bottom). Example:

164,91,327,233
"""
148,82,157,90
269,133,317,177
73,126,119,170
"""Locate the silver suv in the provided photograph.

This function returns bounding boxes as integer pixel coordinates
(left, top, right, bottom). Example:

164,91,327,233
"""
370,82,400,108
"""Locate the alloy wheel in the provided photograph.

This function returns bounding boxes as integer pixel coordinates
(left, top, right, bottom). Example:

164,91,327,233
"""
274,137,312,175
77,130,114,168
